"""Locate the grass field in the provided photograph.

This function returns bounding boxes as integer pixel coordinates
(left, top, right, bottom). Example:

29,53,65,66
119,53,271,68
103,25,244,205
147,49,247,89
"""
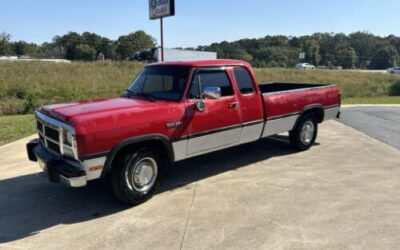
0,61,144,115
342,96,400,104
254,68,400,99
1,60,400,115
0,115,35,146
0,62,400,145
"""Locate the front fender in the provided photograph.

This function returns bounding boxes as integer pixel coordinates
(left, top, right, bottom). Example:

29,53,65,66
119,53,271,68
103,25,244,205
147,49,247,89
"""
101,134,174,178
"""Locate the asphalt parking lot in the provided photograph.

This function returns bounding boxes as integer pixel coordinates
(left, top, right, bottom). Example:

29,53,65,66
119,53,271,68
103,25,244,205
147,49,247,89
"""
0,121,400,250
340,106,400,150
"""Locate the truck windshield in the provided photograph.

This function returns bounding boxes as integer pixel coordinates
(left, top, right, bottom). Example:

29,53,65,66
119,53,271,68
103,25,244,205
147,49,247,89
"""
126,66,191,101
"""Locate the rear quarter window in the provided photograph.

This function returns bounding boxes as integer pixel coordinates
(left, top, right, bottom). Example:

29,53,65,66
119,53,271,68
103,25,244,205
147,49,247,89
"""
234,68,255,94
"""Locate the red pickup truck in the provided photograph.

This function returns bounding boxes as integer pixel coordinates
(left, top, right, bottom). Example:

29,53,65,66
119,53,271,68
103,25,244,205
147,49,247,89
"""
27,60,341,205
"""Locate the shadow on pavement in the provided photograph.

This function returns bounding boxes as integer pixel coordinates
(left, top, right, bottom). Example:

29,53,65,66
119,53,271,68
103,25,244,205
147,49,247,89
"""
0,136,301,243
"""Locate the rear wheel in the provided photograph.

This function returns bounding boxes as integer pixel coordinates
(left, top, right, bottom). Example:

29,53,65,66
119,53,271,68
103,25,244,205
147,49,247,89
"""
111,147,163,206
289,114,318,151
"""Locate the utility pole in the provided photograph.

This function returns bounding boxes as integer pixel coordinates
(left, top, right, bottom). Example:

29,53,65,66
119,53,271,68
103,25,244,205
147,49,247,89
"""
160,17,164,61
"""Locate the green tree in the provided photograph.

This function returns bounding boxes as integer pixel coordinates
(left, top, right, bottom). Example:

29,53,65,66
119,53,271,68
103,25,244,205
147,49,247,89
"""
335,46,358,69
253,47,289,67
116,31,156,59
54,32,84,60
349,32,378,68
74,44,96,61
266,35,288,47
0,32,12,55
82,32,103,51
388,35,400,58
301,38,320,65
317,33,337,66
370,46,399,69
12,41,43,57
41,42,64,59
99,38,117,60
231,49,253,62
82,32,116,60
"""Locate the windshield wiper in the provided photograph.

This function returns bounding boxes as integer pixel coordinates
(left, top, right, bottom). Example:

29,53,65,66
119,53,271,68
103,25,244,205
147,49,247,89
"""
123,89,156,101
122,89,135,97
136,92,155,99
133,92,157,101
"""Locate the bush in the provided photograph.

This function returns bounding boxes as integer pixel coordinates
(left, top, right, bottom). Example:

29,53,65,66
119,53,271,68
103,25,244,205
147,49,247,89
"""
6,84,28,99
0,98,26,115
389,80,400,96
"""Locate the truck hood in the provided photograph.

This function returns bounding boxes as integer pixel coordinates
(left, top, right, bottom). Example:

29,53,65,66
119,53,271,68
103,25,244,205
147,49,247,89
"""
39,96,188,157
40,97,158,123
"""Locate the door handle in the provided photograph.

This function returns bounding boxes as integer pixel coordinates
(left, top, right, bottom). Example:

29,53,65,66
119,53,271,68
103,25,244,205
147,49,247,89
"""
228,102,239,109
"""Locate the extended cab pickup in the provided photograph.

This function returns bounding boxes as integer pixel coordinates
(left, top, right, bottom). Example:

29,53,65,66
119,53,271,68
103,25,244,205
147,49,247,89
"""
27,60,341,205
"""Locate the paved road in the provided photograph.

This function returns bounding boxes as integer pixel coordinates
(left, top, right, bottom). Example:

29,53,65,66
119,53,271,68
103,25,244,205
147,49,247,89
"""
1,121,400,249
343,69,387,74
340,106,400,150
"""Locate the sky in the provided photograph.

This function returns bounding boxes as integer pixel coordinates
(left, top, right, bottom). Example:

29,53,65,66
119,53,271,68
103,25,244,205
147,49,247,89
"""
1,0,400,48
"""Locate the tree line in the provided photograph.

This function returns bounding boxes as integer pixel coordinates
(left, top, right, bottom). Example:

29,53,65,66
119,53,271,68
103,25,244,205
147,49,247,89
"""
197,32,400,69
0,31,156,61
1,31,399,69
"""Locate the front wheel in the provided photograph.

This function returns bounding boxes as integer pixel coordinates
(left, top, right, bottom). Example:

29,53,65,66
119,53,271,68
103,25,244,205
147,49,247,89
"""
111,147,164,206
289,114,318,151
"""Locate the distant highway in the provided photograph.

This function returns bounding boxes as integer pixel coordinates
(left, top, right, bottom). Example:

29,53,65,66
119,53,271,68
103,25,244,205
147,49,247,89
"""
343,69,387,74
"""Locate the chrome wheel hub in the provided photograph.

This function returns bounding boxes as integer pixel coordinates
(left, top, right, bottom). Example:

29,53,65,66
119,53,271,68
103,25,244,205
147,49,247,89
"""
131,157,158,193
300,121,315,145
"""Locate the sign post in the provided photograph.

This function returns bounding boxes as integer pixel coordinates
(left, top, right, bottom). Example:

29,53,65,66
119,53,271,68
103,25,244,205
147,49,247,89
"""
149,0,175,62
160,17,164,61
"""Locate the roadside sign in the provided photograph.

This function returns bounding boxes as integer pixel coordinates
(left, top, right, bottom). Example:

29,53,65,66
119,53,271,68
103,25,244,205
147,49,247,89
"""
299,52,306,60
149,0,175,20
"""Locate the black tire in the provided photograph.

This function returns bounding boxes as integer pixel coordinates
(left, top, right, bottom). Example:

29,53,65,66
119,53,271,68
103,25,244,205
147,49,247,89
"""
111,147,164,206
289,114,318,151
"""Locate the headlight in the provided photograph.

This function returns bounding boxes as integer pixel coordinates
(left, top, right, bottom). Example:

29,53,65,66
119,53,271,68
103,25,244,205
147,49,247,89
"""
62,129,77,159
63,129,74,146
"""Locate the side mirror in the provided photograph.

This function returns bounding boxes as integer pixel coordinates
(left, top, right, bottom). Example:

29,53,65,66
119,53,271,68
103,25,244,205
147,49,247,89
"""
195,100,205,112
202,87,221,100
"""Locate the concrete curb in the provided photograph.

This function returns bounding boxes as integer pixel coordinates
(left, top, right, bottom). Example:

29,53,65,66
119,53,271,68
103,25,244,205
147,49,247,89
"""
342,104,400,108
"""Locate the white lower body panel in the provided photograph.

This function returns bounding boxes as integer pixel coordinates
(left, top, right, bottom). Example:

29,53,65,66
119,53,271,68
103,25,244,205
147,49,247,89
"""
81,157,106,181
240,123,264,144
187,127,242,155
173,122,264,162
172,106,340,162
262,115,299,137
324,106,340,121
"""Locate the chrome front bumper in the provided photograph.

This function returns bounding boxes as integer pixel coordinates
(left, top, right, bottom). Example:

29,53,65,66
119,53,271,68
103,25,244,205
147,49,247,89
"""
27,139,87,188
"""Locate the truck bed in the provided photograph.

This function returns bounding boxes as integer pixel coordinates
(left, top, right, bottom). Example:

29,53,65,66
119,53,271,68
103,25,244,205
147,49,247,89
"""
259,82,340,138
259,82,330,95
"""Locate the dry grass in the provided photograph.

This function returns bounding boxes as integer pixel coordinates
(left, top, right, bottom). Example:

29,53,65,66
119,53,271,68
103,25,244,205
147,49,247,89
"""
0,61,143,115
1,63,400,146
1,62,400,116
254,68,400,98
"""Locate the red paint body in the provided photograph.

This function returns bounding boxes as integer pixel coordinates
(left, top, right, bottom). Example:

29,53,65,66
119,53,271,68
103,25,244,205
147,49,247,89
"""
40,60,341,160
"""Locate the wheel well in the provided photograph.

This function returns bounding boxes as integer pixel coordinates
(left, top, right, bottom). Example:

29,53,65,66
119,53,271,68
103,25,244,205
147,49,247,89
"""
103,138,173,177
299,107,325,124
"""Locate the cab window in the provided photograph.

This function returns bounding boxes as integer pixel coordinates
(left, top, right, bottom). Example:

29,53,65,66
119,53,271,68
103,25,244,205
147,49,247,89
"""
188,70,234,99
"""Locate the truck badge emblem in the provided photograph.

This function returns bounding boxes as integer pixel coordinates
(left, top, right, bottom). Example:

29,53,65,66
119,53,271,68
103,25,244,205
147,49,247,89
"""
166,121,183,129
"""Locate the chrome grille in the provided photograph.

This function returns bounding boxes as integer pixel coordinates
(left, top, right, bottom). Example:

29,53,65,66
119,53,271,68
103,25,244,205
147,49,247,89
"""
36,116,61,155
45,126,59,142
47,140,61,154
35,111,78,160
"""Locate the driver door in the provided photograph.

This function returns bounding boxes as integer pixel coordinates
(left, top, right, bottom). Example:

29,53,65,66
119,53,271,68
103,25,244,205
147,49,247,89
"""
186,69,242,156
